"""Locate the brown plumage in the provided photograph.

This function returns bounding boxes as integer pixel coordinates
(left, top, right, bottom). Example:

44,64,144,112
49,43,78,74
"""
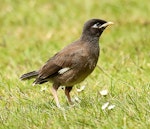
20,19,113,107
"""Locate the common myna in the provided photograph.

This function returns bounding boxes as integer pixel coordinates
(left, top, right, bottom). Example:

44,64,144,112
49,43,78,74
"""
20,19,113,107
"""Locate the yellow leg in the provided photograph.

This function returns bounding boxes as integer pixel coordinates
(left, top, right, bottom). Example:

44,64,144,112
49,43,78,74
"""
51,85,60,108
65,87,73,105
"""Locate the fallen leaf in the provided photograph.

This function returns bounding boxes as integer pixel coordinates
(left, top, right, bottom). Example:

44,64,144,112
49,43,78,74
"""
40,86,47,92
108,105,115,110
99,89,108,96
77,85,86,92
101,102,109,110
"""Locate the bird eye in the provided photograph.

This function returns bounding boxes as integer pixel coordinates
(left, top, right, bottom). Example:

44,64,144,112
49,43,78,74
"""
96,22,100,26
92,22,101,28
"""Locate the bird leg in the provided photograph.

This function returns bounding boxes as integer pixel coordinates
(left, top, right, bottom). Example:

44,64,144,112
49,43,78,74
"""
65,87,73,105
51,84,60,108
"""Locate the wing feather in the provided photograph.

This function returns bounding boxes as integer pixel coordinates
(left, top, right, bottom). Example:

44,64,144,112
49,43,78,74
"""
34,41,87,84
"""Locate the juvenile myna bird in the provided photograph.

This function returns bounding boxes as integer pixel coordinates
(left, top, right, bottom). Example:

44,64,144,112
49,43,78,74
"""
20,19,113,107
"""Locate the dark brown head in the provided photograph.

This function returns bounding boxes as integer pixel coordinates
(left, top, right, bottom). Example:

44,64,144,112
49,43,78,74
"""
81,19,113,41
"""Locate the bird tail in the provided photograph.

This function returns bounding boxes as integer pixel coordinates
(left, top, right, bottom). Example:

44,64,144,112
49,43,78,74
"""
20,71,38,80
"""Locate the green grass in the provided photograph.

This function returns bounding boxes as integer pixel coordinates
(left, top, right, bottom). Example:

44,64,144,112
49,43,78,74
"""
0,0,150,128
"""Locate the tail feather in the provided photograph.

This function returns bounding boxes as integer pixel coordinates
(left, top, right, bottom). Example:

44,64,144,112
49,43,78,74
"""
33,78,48,85
20,71,38,80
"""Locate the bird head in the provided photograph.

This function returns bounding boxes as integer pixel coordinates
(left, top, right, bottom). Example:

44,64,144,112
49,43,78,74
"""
81,19,113,40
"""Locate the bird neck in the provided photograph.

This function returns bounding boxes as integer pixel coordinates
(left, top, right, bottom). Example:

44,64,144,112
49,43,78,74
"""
80,34,100,57
80,34,100,44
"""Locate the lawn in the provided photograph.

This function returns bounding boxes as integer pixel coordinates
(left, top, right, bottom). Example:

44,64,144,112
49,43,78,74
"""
0,0,150,129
